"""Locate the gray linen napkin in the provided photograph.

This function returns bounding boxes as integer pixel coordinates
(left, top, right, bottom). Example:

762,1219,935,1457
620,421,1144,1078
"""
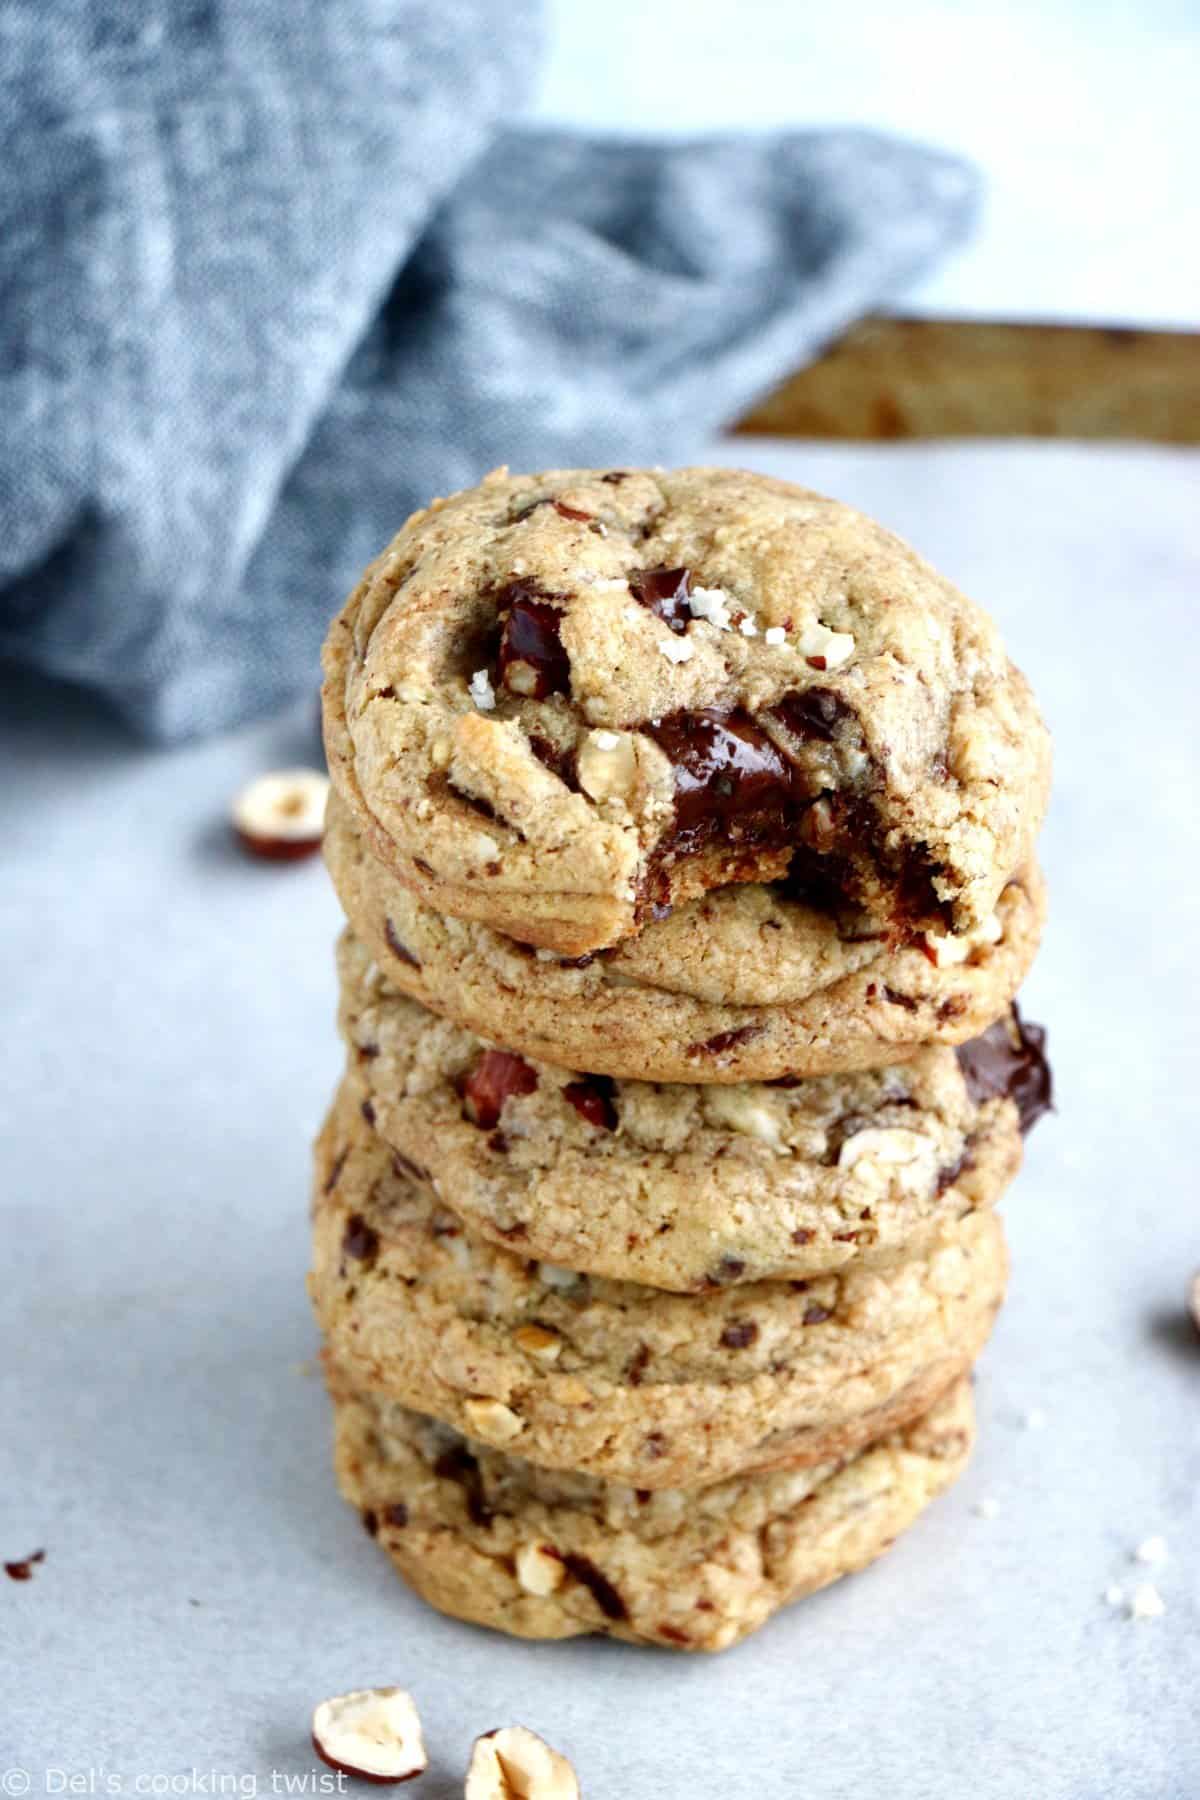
0,0,976,740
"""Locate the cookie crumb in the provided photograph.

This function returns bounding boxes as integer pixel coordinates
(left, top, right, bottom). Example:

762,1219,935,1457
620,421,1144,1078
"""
1129,1583,1165,1620
658,635,694,664
1134,1535,1168,1566
972,1497,1000,1519
4,1549,45,1582
469,669,497,711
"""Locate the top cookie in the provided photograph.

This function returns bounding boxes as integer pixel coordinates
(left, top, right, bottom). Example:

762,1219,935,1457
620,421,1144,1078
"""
323,466,1051,956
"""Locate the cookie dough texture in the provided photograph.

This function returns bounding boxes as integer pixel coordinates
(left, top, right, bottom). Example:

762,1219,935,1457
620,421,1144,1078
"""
322,467,1050,955
336,930,1024,1290
310,1084,1005,1488
331,1372,975,1650
325,793,1046,1084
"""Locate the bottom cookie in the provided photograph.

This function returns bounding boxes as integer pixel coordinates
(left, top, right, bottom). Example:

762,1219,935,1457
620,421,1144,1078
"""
331,1374,975,1652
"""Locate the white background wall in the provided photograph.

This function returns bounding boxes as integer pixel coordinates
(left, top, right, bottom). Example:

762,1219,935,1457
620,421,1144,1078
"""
534,0,1200,327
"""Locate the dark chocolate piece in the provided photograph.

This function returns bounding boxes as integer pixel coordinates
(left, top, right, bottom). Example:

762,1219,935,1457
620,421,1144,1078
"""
495,582,571,698
630,565,692,632
956,1010,1052,1134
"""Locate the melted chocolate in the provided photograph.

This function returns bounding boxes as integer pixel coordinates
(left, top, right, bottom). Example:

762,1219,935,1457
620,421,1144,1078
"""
559,1552,628,1620
432,1446,492,1527
341,1215,379,1264
629,565,692,631
645,708,803,855
768,686,851,745
384,917,419,967
956,1010,1052,1134
528,733,579,790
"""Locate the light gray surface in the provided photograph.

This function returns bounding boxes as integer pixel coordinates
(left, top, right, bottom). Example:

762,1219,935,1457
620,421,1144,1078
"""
536,0,1200,327
2,441,1197,1798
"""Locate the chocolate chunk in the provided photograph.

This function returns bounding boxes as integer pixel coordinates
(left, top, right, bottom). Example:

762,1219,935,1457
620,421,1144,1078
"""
601,470,629,485
791,1227,815,1245
495,582,571,698
643,1432,668,1459
646,708,804,855
562,1075,618,1131
883,986,919,1012
391,1150,430,1185
361,1510,378,1538
360,1097,376,1127
383,1502,409,1528
511,496,592,524
433,1446,492,1527
630,565,692,632
719,1319,759,1350
341,1214,379,1264
560,1552,628,1620
768,686,851,745
528,734,579,790
322,1147,348,1197
658,1623,692,1645
803,1303,832,1325
458,1049,539,1130
709,1254,747,1286
935,1149,974,1195
956,1011,1052,1134
625,1343,651,1386
690,1022,766,1058
384,917,419,967
4,1548,45,1582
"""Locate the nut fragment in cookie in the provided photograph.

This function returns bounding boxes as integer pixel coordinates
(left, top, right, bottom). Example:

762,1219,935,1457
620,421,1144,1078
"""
322,466,1050,954
311,1688,426,1783
465,1725,580,1800
330,1376,976,1650
232,768,329,860
311,1083,1007,1488
335,927,1029,1291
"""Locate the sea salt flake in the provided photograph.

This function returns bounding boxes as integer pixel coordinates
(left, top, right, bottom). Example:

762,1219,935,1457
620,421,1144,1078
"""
469,669,496,711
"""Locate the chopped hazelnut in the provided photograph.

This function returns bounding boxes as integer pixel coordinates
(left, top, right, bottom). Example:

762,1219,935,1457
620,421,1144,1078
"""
232,768,329,861
463,1398,524,1443
311,1688,426,1783
515,1542,565,1596
513,1324,563,1365
465,1725,579,1800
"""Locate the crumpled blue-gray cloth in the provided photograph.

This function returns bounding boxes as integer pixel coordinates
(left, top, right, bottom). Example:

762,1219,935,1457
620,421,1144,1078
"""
0,0,976,741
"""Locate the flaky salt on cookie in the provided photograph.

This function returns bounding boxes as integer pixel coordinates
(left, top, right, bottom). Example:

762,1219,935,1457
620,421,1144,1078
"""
323,466,1050,956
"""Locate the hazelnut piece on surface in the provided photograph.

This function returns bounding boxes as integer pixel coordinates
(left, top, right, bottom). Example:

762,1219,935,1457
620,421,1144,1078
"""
233,768,329,861
311,1687,426,1783
465,1725,580,1800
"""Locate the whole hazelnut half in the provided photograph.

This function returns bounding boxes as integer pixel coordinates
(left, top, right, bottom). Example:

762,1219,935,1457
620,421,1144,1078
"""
232,768,330,861
465,1725,580,1800
311,1687,427,1784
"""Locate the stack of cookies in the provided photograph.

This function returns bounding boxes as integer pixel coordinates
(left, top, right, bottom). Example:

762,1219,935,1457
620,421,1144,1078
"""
311,465,1051,1652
